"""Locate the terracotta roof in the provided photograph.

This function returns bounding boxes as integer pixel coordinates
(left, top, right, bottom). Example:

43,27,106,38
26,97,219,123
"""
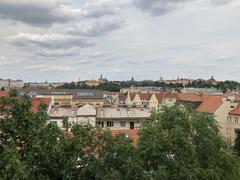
111,130,139,144
31,98,51,113
155,93,165,102
129,93,136,101
118,94,127,102
139,93,152,101
165,93,178,99
177,93,202,102
0,91,8,97
154,93,177,102
235,95,240,102
229,105,240,116
196,95,223,113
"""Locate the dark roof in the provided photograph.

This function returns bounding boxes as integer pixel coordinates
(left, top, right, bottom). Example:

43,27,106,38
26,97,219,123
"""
18,89,103,99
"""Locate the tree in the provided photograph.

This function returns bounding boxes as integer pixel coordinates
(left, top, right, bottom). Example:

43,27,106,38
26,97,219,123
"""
0,95,67,179
1,95,240,180
96,133,145,180
138,106,240,180
234,129,240,156
0,95,143,179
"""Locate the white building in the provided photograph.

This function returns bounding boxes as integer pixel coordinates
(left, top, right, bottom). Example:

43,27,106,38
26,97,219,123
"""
76,104,96,126
0,79,24,90
96,107,150,130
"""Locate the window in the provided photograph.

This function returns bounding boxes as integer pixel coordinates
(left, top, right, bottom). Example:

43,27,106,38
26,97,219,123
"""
107,121,114,127
231,106,235,108
120,121,126,127
97,122,104,128
50,121,57,124
235,117,238,123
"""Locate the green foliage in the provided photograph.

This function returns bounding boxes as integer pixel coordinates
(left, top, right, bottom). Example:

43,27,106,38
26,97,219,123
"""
186,80,240,92
234,128,240,156
57,81,121,92
217,81,240,91
1,96,240,180
97,82,121,92
138,106,240,180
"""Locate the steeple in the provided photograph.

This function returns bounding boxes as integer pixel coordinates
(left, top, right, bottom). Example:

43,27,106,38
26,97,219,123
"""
210,76,215,81
131,76,135,82
99,74,103,80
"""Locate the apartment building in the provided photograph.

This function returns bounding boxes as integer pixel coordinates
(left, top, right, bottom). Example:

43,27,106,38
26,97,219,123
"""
196,95,239,145
227,105,240,145
96,107,150,130
18,89,104,107
0,79,24,90
149,93,177,109
48,106,150,130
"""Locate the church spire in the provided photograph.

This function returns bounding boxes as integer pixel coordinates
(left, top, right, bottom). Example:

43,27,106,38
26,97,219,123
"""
99,74,103,80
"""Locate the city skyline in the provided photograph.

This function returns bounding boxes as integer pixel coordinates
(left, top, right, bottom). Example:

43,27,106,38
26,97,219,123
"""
0,0,240,82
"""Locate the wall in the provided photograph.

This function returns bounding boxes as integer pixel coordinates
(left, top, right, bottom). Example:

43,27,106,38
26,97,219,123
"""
214,100,238,145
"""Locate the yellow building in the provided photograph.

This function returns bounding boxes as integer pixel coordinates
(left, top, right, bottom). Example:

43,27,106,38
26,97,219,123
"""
196,95,238,145
85,80,100,87
18,89,104,107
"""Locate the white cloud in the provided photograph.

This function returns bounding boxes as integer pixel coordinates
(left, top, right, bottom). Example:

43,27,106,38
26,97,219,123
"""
11,33,93,49
0,0,240,81
67,17,125,36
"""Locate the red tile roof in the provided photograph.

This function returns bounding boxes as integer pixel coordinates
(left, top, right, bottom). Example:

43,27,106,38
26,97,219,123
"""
155,93,165,102
0,91,8,97
196,95,223,113
139,93,152,101
177,93,202,102
165,93,178,99
111,130,139,144
118,94,127,102
31,98,51,113
229,105,240,116
154,93,177,102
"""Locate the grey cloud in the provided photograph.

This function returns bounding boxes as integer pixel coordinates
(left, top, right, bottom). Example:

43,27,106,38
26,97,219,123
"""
210,0,235,6
11,33,93,49
67,18,125,37
0,0,127,26
0,0,80,26
81,0,131,18
133,0,235,16
133,0,192,16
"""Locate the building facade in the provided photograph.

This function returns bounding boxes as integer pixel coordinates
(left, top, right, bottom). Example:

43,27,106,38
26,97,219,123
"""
18,89,104,107
0,79,24,90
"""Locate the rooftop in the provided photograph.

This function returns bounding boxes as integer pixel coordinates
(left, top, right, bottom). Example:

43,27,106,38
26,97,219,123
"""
229,105,240,116
177,93,202,102
31,98,51,113
97,107,150,119
18,89,103,99
196,95,223,113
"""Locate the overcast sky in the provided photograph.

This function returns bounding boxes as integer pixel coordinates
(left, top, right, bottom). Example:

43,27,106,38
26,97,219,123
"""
0,0,239,82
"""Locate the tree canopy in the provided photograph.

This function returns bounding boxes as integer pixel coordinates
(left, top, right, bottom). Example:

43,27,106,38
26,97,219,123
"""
0,96,240,179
